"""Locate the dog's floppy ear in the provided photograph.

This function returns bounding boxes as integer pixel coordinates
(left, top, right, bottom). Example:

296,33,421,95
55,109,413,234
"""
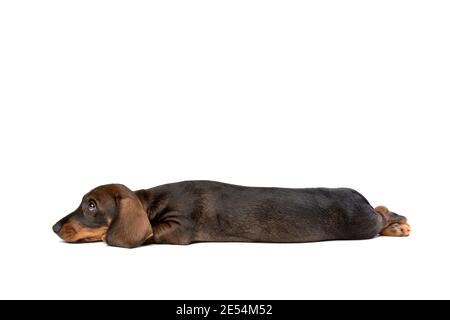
105,193,153,248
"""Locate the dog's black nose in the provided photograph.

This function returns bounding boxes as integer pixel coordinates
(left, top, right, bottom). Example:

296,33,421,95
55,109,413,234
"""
52,222,62,234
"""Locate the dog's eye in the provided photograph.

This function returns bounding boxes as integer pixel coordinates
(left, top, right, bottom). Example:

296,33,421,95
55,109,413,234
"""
87,201,96,211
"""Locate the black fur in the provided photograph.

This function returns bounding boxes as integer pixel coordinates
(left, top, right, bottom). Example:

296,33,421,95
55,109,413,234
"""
135,180,382,244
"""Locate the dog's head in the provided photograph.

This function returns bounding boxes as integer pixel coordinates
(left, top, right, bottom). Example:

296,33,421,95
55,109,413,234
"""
52,184,153,248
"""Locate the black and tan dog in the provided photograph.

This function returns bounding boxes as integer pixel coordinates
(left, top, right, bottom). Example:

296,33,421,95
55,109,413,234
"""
52,181,410,248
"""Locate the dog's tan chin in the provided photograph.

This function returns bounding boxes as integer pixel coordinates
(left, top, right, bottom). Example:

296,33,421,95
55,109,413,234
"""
59,224,108,243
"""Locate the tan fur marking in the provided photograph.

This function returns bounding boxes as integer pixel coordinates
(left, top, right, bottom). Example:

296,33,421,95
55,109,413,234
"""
380,223,411,237
59,219,108,242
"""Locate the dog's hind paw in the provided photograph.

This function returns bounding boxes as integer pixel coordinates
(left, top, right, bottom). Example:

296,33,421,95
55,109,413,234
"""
380,223,411,237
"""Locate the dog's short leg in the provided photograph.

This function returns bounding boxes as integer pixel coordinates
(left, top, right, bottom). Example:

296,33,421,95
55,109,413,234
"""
374,206,411,237
145,212,192,245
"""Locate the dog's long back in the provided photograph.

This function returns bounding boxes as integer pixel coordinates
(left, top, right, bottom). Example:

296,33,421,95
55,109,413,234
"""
138,181,384,243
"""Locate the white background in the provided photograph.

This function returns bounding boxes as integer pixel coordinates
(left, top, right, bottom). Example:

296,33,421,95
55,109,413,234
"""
0,1,449,299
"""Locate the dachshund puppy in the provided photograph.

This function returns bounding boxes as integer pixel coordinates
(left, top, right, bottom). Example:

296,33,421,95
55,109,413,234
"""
53,181,410,248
